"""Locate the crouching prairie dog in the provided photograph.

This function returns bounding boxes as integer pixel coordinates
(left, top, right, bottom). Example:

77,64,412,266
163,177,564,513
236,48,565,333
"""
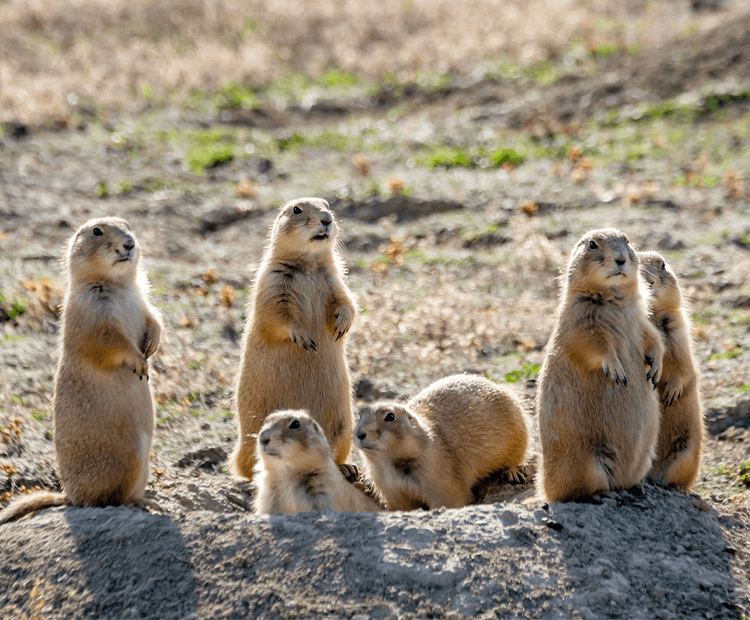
231,198,357,480
354,374,529,511
1,217,161,524
254,410,381,514
640,251,704,491
537,228,664,503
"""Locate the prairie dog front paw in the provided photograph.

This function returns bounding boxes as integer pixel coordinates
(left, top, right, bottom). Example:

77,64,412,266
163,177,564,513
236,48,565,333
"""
661,377,683,406
333,305,354,341
645,354,662,389
289,326,317,351
602,353,627,386
142,323,161,359
133,355,149,381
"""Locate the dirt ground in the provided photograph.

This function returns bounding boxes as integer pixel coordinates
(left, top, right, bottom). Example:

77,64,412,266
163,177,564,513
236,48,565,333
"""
2,1,750,618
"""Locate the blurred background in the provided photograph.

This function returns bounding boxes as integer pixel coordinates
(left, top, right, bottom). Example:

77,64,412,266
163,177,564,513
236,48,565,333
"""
1,0,746,125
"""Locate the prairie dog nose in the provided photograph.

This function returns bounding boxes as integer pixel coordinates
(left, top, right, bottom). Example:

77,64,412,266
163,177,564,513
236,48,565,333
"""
123,236,135,251
260,432,271,446
320,212,333,226
613,248,628,266
356,431,367,442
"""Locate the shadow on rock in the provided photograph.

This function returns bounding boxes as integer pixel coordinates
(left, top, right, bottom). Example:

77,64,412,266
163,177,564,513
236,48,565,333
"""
0,506,198,618
59,506,201,618
544,485,747,619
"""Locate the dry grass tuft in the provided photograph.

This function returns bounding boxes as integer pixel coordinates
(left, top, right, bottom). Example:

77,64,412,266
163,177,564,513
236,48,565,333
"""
351,155,371,177
218,284,235,307
723,170,744,200
387,177,406,196
201,269,220,287
234,180,258,199
519,201,538,217
19,278,64,320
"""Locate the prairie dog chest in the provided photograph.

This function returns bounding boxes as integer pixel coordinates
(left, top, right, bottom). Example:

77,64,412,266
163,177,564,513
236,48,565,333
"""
287,268,335,316
89,285,145,340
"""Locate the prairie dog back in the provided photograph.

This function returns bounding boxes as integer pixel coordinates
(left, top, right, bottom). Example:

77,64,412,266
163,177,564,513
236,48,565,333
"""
354,374,529,510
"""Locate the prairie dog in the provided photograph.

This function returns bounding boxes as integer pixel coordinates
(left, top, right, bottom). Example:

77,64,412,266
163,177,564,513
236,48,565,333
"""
354,374,529,510
1,217,161,524
537,228,664,503
254,410,381,514
231,198,357,480
640,251,704,490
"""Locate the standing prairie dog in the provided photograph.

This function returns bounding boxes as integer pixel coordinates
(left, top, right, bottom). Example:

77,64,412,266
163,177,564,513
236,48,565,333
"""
231,198,357,480
254,410,381,514
537,229,664,503
640,251,704,491
0,217,161,524
354,374,529,510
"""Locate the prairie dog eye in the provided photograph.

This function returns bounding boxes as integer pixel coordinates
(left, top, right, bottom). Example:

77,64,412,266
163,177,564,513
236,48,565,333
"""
588,240,598,250
93,227,103,237
289,419,301,429
293,206,302,215
384,412,395,422
660,261,666,270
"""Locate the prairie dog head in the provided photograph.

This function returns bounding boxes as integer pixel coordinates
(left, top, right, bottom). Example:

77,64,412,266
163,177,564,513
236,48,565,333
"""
565,228,638,295
270,198,337,257
354,403,426,462
257,410,331,472
67,217,139,284
639,251,682,311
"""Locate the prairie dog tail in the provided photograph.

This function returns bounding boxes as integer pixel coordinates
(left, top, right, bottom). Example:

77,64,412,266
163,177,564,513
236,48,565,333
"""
0,491,66,525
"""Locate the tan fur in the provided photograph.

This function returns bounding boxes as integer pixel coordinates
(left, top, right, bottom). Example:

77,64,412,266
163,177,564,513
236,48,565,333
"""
354,374,529,510
1,217,161,525
640,251,704,491
537,228,664,503
254,410,381,514
0,492,66,525
231,198,356,480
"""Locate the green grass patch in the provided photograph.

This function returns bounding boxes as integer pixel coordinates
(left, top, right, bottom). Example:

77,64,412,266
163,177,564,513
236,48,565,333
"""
601,91,750,129
690,310,714,325
118,180,134,195
1,294,27,320
320,69,360,88
277,132,306,152
482,57,566,87
187,140,234,175
214,82,260,111
420,145,524,169
713,461,750,489
708,348,742,361
740,462,750,487
31,410,50,421
143,178,173,193
591,42,618,58
425,146,472,169
1,333,29,343
505,363,540,384
156,402,180,427
460,222,501,244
